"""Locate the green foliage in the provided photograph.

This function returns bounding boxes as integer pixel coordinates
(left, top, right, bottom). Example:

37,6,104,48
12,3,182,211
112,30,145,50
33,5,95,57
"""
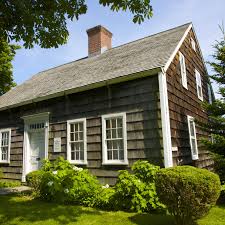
0,169,3,179
26,170,44,196
0,39,20,95
155,166,221,225
38,157,101,206
0,1,153,48
113,160,164,213
218,184,225,204
0,180,21,188
212,154,225,183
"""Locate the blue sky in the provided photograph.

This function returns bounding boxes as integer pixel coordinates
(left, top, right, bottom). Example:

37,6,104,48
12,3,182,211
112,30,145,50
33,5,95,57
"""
12,0,225,95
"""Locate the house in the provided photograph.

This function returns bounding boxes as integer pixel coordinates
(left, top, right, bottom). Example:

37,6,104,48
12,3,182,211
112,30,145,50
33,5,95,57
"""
0,23,214,184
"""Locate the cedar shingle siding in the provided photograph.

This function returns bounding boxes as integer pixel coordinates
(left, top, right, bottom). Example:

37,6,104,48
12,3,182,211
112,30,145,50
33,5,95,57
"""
166,29,213,168
0,75,162,184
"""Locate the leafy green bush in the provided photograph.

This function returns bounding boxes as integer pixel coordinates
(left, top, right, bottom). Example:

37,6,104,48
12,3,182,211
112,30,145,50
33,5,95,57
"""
39,157,101,206
26,170,44,195
155,166,221,225
113,161,164,213
0,180,21,188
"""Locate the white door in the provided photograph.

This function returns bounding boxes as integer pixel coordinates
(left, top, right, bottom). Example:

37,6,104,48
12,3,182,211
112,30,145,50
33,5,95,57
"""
29,131,45,171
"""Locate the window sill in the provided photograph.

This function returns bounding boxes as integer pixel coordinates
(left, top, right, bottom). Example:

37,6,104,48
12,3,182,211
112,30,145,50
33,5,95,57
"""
102,161,128,166
0,161,10,164
69,161,87,165
192,156,199,161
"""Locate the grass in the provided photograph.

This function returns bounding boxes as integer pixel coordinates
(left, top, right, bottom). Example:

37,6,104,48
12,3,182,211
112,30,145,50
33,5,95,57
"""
0,195,224,225
0,180,21,188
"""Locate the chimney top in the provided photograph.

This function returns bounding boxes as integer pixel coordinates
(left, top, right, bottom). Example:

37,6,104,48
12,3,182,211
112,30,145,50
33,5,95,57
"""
86,25,112,57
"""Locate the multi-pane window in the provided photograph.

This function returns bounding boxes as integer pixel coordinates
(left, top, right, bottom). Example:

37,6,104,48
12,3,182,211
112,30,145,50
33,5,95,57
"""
195,69,203,101
102,113,128,164
179,52,188,89
0,129,11,163
187,116,198,160
67,119,87,164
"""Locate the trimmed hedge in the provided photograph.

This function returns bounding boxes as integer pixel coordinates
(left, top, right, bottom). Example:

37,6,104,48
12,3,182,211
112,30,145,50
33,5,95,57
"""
155,166,221,225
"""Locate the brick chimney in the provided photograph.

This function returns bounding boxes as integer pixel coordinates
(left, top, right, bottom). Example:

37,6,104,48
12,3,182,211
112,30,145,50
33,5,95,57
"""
86,25,112,57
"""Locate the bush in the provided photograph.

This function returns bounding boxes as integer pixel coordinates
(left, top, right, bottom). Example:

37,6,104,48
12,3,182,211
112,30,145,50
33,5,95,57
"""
0,180,21,188
155,166,221,225
218,184,225,205
213,154,225,183
113,161,164,213
26,170,44,195
39,157,101,206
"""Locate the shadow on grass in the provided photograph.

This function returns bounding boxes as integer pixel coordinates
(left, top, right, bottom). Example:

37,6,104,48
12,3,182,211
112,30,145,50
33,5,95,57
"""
0,194,101,224
129,213,175,225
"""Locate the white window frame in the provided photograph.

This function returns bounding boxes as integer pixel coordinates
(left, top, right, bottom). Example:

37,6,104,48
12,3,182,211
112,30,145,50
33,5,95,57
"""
0,128,11,164
67,118,87,165
191,38,196,51
179,52,188,89
207,83,213,104
187,116,199,160
102,112,128,165
195,69,203,101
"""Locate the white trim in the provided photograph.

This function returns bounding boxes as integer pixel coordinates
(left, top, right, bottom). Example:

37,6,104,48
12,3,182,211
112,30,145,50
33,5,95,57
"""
101,112,128,165
195,69,203,101
164,23,192,71
67,118,87,165
0,128,11,164
179,52,188,89
22,112,49,182
191,38,196,51
158,71,173,167
187,115,199,160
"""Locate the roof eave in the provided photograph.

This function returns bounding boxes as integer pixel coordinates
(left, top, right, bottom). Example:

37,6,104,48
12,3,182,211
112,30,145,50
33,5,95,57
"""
0,67,162,112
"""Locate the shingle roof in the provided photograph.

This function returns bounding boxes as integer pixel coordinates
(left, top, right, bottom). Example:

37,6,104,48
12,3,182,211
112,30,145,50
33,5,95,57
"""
0,23,191,110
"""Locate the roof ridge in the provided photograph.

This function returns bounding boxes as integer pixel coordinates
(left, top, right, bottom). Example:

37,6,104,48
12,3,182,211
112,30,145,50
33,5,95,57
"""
31,22,192,76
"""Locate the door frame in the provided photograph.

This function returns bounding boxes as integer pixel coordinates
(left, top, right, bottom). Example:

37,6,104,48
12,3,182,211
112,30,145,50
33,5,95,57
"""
21,112,50,182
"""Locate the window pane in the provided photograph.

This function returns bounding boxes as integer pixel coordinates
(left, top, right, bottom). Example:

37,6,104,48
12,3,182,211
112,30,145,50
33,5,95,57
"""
113,150,119,160
75,133,79,141
106,130,111,139
71,151,75,160
106,119,111,129
107,150,112,160
79,132,83,141
117,118,123,128
117,140,123,150
119,150,124,160
190,121,195,137
112,129,117,138
75,123,79,132
111,119,116,128
70,133,74,142
117,128,123,138
78,123,83,131
80,150,84,160
70,124,74,132
191,138,197,155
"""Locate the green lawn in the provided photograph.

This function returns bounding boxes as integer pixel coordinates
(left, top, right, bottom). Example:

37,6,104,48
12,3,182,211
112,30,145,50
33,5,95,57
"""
0,195,224,225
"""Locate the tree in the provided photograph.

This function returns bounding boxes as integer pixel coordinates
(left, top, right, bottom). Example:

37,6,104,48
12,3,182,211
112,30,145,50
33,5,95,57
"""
201,25,225,182
0,0,153,49
0,39,20,95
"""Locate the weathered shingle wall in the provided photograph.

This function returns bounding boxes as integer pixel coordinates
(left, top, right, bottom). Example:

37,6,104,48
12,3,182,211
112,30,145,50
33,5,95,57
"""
0,75,162,184
166,29,213,168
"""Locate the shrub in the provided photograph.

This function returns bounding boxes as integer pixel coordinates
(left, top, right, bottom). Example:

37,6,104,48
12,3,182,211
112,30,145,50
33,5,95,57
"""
0,180,21,188
155,166,221,225
113,161,164,213
218,184,225,205
213,154,225,183
39,157,101,206
26,170,44,195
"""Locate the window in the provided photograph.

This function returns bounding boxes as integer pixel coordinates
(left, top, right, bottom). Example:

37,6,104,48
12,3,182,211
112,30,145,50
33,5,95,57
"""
102,113,128,165
195,69,203,101
191,38,196,51
0,129,11,163
179,52,188,89
207,83,213,104
67,119,87,164
187,116,198,160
